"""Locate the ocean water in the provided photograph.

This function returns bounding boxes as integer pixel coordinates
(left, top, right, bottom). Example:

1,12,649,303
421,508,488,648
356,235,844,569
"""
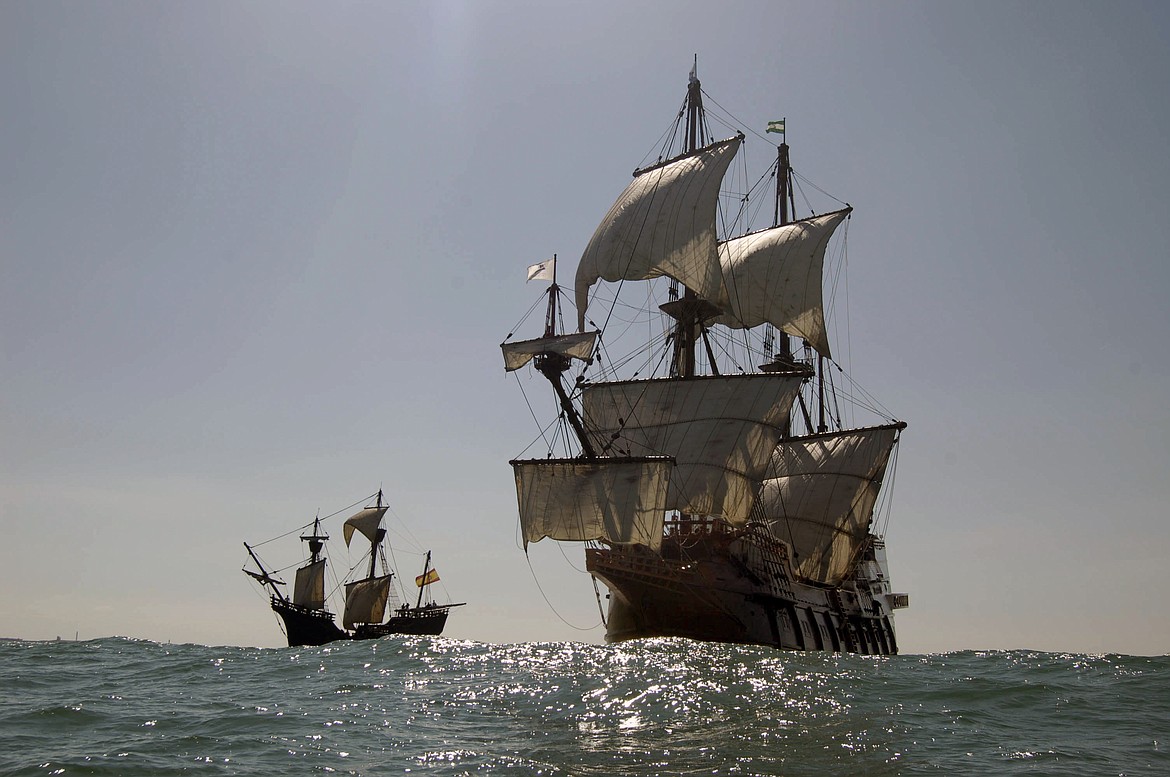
1,637,1166,776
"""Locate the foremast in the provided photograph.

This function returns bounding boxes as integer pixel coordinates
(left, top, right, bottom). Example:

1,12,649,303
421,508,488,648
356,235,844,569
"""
503,264,673,551
531,260,597,459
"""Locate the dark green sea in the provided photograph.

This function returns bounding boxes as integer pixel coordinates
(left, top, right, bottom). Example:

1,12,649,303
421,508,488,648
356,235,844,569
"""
1,637,1165,775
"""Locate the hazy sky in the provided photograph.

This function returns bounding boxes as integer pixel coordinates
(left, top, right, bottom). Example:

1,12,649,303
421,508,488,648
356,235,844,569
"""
3,1,1168,655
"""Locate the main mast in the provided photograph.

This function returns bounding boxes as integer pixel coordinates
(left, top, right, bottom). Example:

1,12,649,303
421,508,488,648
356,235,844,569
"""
667,61,718,379
366,488,386,580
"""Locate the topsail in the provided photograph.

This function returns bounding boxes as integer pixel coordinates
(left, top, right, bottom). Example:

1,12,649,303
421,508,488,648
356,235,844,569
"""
501,331,598,372
715,208,851,357
343,506,388,547
575,138,741,330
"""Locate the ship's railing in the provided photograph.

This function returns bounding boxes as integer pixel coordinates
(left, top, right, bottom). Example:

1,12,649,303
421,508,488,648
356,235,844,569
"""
663,514,729,537
271,596,337,620
586,545,690,584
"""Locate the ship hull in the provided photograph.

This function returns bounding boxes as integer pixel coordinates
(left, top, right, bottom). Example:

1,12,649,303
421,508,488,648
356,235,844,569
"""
586,528,900,655
272,599,350,647
352,605,452,640
272,599,454,647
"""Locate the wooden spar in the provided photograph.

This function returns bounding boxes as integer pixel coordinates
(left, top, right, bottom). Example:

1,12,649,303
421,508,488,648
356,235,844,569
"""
366,489,386,581
670,61,708,380
243,542,287,603
416,550,432,609
300,516,328,564
543,255,558,337
776,140,794,367
534,267,598,459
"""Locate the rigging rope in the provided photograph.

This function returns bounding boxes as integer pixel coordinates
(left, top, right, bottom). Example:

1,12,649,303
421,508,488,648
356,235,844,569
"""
524,551,602,632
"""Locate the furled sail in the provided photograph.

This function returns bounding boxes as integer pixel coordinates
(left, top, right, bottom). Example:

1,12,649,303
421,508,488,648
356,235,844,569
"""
582,374,804,524
292,559,326,610
760,424,903,585
575,137,742,330
343,506,388,547
343,574,392,629
714,208,851,357
501,331,599,372
511,457,672,550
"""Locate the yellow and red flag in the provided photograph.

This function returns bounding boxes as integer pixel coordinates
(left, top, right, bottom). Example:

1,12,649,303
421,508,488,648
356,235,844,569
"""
415,568,440,587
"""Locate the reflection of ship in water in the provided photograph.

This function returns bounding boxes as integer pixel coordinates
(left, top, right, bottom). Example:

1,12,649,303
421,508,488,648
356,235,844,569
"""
501,63,908,654
243,489,464,647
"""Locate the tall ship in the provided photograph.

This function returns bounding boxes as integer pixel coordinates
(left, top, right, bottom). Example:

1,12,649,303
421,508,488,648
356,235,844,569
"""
242,489,464,647
501,63,908,654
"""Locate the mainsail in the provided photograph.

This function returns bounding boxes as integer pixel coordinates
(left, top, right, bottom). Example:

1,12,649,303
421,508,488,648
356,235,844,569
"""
510,457,672,550
715,208,852,357
292,559,326,610
759,424,904,585
575,137,742,330
343,574,392,630
581,374,805,524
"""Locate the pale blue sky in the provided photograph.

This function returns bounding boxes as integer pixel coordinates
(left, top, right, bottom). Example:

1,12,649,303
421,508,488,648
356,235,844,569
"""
3,1,1168,654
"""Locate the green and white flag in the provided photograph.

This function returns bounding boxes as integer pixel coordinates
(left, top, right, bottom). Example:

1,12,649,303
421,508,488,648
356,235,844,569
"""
767,119,785,134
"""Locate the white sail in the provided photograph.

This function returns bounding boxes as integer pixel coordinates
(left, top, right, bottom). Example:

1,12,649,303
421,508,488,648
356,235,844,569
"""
582,374,804,524
292,559,326,610
343,506,388,547
714,208,851,357
511,457,672,550
501,331,599,372
575,137,742,330
343,574,392,629
760,424,903,585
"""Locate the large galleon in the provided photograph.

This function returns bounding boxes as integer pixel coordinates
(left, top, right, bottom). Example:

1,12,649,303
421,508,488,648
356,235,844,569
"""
501,62,908,654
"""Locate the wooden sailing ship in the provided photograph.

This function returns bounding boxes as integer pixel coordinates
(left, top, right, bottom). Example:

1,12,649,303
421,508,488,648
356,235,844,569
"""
243,489,464,647
501,62,908,654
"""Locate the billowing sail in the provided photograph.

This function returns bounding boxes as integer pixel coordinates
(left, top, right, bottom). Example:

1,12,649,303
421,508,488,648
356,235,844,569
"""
292,559,326,610
343,506,388,547
511,456,672,550
760,424,903,585
714,208,851,357
343,574,392,629
575,137,742,330
501,331,599,372
582,374,804,524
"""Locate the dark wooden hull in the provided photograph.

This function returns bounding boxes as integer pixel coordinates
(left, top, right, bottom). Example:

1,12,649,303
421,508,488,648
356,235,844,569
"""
351,605,452,640
272,599,349,647
586,528,900,656
271,598,456,647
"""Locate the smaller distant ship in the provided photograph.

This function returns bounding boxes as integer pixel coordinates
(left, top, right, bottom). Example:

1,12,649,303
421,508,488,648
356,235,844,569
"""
243,489,464,647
